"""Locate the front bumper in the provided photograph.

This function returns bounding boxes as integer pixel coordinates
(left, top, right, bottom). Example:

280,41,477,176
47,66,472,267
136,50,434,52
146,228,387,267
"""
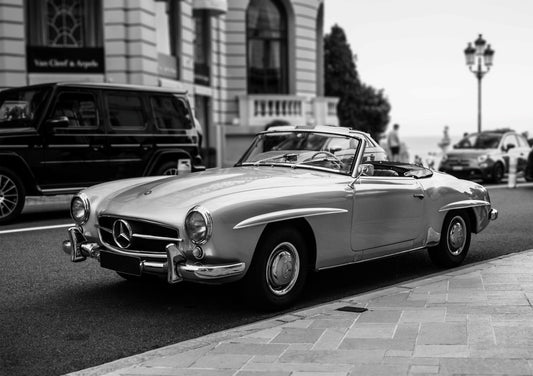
62,226,245,284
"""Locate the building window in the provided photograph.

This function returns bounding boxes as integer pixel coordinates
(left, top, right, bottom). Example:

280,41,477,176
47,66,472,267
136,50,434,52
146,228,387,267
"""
27,0,103,47
155,0,180,79
246,0,288,94
193,10,211,86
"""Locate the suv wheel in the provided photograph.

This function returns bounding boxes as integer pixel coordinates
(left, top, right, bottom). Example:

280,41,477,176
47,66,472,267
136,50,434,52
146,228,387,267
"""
0,168,25,225
154,162,178,176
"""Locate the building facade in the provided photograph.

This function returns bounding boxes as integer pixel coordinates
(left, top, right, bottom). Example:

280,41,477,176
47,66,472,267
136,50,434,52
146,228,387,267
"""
0,0,337,166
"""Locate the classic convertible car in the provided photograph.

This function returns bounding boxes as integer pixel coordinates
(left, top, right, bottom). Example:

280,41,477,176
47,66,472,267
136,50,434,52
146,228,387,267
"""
62,125,498,309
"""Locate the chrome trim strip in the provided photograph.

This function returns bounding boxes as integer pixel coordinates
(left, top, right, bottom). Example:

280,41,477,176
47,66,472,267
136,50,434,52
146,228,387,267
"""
317,246,427,271
133,233,183,242
110,144,141,147
438,199,491,212
42,187,86,193
178,262,246,279
155,143,196,147
48,144,89,148
0,145,28,148
233,207,348,230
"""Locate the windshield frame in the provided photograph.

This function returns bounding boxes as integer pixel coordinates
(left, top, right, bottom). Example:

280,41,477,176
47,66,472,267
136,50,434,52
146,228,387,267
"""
236,129,365,176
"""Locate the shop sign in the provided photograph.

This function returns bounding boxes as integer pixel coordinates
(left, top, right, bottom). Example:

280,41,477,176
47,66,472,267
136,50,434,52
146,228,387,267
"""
27,46,105,73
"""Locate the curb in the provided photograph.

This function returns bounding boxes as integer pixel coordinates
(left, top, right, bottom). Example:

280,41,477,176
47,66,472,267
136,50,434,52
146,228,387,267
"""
65,248,533,376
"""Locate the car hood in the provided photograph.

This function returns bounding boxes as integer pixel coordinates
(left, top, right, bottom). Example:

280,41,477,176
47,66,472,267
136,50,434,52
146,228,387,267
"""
98,166,345,220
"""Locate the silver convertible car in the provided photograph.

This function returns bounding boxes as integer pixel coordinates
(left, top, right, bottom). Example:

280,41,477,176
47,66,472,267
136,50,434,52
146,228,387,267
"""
62,125,498,309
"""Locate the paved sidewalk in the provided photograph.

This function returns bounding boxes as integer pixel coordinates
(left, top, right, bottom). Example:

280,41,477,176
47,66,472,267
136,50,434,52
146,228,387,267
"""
68,250,533,376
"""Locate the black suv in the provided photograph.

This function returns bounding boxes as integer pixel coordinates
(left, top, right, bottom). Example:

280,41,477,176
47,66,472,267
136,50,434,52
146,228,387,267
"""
0,82,203,224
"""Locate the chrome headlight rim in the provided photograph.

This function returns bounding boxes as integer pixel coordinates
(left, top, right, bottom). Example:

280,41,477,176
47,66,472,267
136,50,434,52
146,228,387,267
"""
185,205,213,245
71,193,90,225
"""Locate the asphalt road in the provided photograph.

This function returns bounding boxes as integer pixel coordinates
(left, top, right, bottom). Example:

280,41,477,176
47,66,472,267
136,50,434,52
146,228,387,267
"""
1,183,532,376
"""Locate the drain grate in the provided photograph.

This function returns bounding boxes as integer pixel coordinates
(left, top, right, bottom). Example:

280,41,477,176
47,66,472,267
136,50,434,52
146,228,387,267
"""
336,306,368,313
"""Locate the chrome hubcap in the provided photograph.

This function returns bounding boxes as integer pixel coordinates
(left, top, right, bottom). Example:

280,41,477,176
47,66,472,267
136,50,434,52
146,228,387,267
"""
163,168,177,176
0,174,18,219
266,242,300,296
448,216,466,256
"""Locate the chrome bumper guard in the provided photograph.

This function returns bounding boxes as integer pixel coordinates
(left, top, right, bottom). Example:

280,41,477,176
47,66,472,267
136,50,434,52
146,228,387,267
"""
489,208,498,221
62,226,245,283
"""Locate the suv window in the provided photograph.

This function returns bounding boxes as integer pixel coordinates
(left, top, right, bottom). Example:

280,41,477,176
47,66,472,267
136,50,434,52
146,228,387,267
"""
502,134,518,149
517,135,529,148
51,92,99,128
106,93,146,129
0,87,50,127
151,95,193,131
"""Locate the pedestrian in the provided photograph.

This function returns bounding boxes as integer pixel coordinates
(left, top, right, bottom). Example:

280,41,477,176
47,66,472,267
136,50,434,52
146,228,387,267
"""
438,125,451,153
387,123,401,162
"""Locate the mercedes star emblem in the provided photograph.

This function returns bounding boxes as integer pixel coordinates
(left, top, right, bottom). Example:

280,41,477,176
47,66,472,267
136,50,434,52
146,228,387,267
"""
112,219,133,249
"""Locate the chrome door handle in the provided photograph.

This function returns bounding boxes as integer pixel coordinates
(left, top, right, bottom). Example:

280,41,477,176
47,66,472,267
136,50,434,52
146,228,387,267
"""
413,193,425,199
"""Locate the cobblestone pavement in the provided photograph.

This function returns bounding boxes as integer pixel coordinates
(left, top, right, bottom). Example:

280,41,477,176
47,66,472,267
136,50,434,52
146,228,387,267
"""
68,250,533,376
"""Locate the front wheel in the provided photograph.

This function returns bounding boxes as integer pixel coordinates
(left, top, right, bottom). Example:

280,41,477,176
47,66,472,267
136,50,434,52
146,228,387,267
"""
0,168,25,225
491,162,504,183
154,161,178,176
245,227,308,310
428,211,471,268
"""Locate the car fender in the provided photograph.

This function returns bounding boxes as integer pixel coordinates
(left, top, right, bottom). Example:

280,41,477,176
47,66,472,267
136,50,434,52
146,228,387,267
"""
438,199,492,233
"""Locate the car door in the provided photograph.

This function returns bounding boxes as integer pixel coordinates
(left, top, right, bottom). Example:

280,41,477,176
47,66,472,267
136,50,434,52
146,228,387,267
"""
41,89,109,190
351,174,425,260
103,91,153,179
501,134,522,171
515,134,530,171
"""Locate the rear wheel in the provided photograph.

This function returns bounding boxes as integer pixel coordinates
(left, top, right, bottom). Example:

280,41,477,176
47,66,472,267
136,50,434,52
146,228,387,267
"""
428,211,471,268
245,227,308,310
0,168,25,225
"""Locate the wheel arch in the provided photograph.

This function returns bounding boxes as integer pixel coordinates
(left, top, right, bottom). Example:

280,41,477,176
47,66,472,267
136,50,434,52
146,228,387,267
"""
143,149,192,175
254,218,317,273
438,200,490,234
0,153,39,195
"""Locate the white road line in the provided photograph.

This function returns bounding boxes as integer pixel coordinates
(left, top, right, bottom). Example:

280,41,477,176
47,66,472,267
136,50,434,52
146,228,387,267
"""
0,223,73,235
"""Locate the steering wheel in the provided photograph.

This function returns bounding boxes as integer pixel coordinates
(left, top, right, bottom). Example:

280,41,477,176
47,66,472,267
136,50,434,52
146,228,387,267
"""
309,151,343,168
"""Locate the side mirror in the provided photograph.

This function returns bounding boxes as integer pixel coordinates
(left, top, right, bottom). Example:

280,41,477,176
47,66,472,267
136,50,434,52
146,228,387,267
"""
506,144,515,151
357,163,374,177
46,116,69,127
453,144,458,149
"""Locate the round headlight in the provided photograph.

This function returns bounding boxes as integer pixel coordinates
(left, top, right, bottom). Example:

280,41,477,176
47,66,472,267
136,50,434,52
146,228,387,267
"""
71,194,90,224
477,154,488,163
185,206,212,245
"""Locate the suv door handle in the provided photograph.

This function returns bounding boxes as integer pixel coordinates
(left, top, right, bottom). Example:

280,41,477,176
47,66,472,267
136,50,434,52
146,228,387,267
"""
141,144,153,151
413,193,425,199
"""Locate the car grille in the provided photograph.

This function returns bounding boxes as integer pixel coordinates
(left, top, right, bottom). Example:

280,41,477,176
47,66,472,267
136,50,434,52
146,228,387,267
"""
98,215,180,254
447,158,471,167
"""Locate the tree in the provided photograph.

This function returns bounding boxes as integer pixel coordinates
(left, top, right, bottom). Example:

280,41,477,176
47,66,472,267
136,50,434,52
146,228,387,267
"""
324,24,390,141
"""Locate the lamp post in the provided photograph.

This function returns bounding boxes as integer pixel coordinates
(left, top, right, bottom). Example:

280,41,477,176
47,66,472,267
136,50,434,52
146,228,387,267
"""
464,34,495,134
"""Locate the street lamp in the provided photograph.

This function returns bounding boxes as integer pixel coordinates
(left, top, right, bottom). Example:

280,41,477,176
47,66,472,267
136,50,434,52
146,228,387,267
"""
464,34,495,133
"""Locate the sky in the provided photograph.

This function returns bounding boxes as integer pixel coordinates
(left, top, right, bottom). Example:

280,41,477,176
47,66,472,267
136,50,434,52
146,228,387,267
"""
324,0,533,137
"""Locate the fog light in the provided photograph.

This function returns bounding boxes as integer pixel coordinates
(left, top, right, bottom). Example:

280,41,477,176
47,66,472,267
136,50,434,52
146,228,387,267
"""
192,246,204,260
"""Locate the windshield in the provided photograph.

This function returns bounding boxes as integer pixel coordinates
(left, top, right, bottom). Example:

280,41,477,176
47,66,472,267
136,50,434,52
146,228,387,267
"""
237,131,362,175
0,87,50,127
455,133,502,149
